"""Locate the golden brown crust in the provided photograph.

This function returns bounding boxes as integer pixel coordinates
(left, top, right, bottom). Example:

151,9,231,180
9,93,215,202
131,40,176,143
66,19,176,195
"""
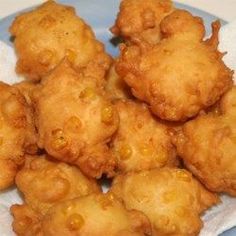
11,204,43,236
105,62,132,100
111,99,178,173
32,60,119,178
15,155,101,215
111,0,173,44
10,0,111,82
174,87,236,196
0,82,37,190
111,168,219,236
116,10,233,121
41,193,152,236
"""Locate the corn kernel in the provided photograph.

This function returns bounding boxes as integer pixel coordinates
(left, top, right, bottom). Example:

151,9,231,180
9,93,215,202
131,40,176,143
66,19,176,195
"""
101,106,114,124
156,153,167,166
66,213,84,231
140,144,153,156
51,129,67,150
175,170,191,182
65,116,82,133
119,145,132,160
79,88,96,101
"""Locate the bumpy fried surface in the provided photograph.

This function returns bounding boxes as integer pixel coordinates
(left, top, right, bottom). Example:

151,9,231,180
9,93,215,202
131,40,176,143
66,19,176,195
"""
111,0,173,44
111,168,219,236
14,80,39,106
111,100,178,173
174,87,236,196
11,204,42,236
116,10,233,121
0,82,36,190
32,61,119,178
10,0,111,82
16,155,100,215
105,62,132,100
41,193,151,236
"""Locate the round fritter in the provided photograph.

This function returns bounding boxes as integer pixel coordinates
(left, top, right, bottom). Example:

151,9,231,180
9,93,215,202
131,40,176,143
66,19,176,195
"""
42,193,151,236
105,63,132,101
11,204,42,236
16,155,101,215
10,0,111,82
110,168,219,236
0,82,36,190
174,87,236,196
32,61,119,178
116,10,233,121
111,99,178,173
111,0,173,44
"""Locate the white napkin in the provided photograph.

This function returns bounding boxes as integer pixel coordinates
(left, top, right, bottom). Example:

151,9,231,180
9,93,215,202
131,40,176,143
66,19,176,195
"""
0,20,236,236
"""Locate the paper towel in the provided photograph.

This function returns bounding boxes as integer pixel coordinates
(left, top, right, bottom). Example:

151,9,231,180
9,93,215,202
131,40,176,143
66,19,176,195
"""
0,20,236,236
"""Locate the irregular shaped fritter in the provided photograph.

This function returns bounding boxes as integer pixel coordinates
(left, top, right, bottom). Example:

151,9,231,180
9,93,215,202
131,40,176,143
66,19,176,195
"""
0,82,36,190
11,204,42,236
42,193,151,236
111,0,173,44
111,100,178,173
32,61,119,178
111,168,219,236
10,0,111,82
116,10,233,121
174,87,236,196
16,155,101,215
105,62,132,100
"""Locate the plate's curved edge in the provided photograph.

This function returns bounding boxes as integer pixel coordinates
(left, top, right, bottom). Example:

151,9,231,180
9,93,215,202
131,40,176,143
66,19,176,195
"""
0,0,228,56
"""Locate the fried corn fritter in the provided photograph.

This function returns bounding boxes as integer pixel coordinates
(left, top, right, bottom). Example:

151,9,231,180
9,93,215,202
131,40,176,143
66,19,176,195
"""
11,204,42,236
111,99,178,173
111,168,219,236
0,82,36,190
116,10,233,121
41,193,151,236
15,155,100,215
10,0,111,82
111,0,173,44
32,61,119,178
174,87,236,196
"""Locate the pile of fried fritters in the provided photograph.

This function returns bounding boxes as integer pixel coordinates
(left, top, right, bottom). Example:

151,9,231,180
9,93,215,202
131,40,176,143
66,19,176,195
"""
1,0,235,235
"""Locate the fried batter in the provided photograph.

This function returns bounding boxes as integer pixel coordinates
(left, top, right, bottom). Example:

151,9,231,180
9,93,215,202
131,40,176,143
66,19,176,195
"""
15,155,100,215
174,87,236,196
111,168,219,236
14,80,39,106
32,60,119,178
116,10,233,121
11,204,42,236
0,82,36,190
10,0,111,82
111,0,173,44
105,62,132,100
41,193,151,236
111,99,178,173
